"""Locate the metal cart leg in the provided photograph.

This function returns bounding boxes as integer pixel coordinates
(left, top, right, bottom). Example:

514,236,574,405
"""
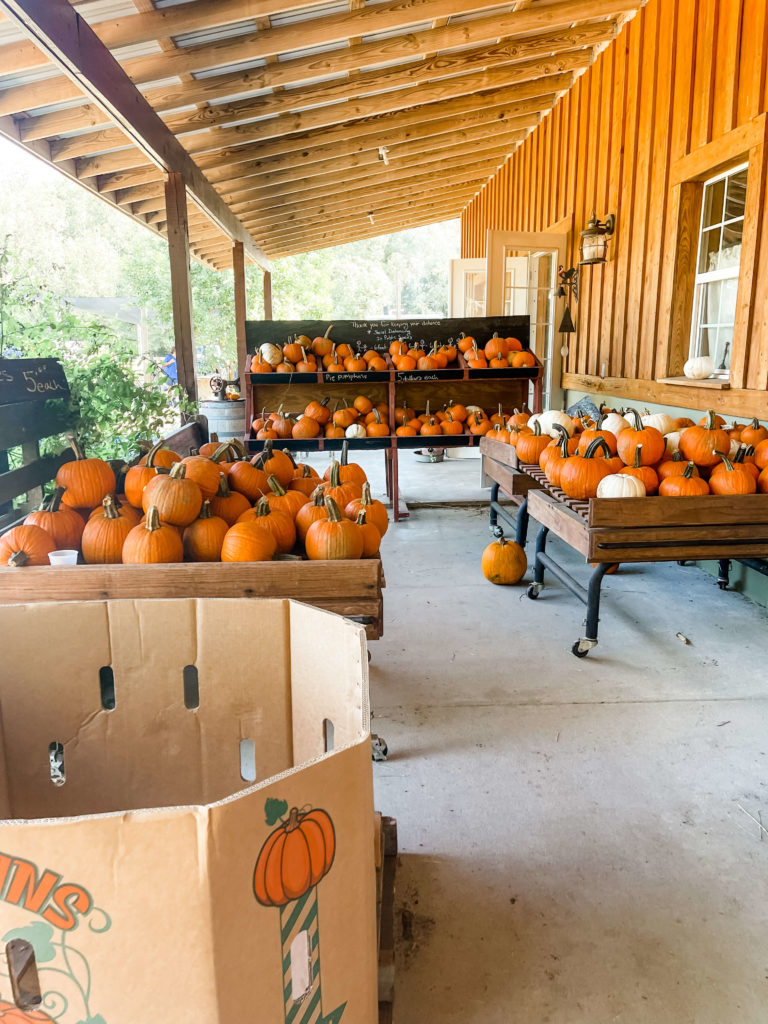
572,562,613,658
717,558,731,590
515,496,529,548
526,525,549,599
489,482,502,536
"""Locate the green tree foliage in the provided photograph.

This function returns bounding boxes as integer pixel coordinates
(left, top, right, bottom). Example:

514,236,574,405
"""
0,242,191,462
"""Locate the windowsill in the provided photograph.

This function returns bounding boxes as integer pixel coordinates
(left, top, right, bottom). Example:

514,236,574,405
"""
656,375,731,389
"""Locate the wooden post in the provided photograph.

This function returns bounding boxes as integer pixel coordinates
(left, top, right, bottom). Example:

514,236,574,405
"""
263,270,273,320
164,172,197,406
232,241,248,379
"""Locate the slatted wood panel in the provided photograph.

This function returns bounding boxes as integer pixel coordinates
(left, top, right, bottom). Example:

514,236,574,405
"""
460,0,768,416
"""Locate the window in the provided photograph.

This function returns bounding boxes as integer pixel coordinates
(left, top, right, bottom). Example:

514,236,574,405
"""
689,163,748,377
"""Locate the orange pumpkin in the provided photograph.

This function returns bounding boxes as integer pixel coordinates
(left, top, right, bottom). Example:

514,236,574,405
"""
657,451,700,481
142,461,202,526
81,495,134,563
355,509,381,557
182,500,228,561
324,441,367,487
253,805,336,906
708,453,757,494
515,420,551,464
180,451,225,500
264,475,310,518
124,440,167,507
305,397,332,425
296,486,329,543
122,506,183,563
481,537,527,584
344,481,388,536
0,524,56,566
617,409,666,466
306,497,363,560
209,472,252,525
559,437,614,499
252,441,294,488
291,464,323,496
221,519,277,561
24,486,85,549
678,410,730,467
658,462,710,496
292,415,321,440
238,496,296,554
740,418,768,447
619,445,660,494
55,437,116,509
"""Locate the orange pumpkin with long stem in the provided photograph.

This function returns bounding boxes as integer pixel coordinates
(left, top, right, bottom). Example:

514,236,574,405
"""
252,440,294,488
577,414,618,456
344,481,388,535
209,472,251,525
617,409,666,466
708,452,757,494
678,410,731,467
305,396,332,424
123,506,183,563
141,461,202,526
263,475,309,518
441,416,464,435
181,447,229,500
291,464,323,496
559,437,615,499
81,495,134,563
305,497,363,560
355,509,381,557
619,445,660,494
296,487,329,542
25,486,85,549
55,436,115,509
182,501,228,561
740,418,768,447
711,445,760,483
124,439,166,507
659,462,710,496
516,420,550,464
323,441,367,486
657,450,701,481
321,460,361,507
229,460,269,503
366,408,390,437
237,496,296,553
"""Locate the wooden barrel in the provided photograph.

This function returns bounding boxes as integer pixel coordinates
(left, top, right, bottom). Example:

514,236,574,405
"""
199,399,246,440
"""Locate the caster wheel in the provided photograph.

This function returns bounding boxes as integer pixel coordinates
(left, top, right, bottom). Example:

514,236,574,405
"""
572,642,590,658
527,583,542,600
371,735,388,762
491,525,504,538
718,581,728,590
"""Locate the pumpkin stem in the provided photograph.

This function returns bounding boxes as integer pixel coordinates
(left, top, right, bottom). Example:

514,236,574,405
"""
102,494,121,520
323,324,334,339
558,430,570,457
705,409,717,430
66,435,87,461
198,500,212,520
324,496,343,522
145,506,162,531
340,439,350,467
255,496,271,517
671,450,683,462
627,408,643,431
145,439,164,468
585,436,610,459
531,419,541,436
355,509,367,526
211,442,234,463
48,485,66,513
268,474,287,496
361,481,372,505
8,550,29,567
373,408,382,424
633,444,643,468
169,461,188,480
683,461,696,479
310,485,326,506
301,464,313,479
215,473,231,498
282,448,297,468
329,460,341,488
228,438,248,460
714,450,734,471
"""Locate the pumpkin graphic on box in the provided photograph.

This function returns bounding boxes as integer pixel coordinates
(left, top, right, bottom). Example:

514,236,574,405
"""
0,1003,55,1023
254,802,345,1024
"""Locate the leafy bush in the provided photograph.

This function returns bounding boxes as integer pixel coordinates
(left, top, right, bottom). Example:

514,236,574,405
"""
1,240,192,462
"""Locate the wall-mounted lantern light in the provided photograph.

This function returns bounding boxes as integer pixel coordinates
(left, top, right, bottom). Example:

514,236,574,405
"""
579,211,616,265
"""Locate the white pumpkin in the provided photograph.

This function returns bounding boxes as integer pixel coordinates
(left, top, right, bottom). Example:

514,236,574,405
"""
538,409,575,438
345,423,366,439
683,355,715,379
596,473,647,498
664,431,681,455
601,412,630,435
642,412,676,435
259,343,283,366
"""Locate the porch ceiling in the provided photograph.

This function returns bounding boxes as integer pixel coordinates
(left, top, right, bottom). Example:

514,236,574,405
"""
0,0,643,266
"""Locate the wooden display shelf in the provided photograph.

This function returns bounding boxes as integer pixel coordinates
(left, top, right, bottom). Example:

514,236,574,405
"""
0,559,385,639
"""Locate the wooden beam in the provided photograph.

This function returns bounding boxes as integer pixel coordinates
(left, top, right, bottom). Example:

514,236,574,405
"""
0,0,269,269
263,272,273,320
232,241,247,377
0,0,637,121
165,173,197,405
72,75,570,179
234,166,501,225
25,30,603,147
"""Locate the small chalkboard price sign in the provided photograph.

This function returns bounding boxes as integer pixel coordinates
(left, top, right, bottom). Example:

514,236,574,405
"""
0,358,70,405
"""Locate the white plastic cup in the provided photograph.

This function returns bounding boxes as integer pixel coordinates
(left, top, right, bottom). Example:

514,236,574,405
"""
48,550,79,566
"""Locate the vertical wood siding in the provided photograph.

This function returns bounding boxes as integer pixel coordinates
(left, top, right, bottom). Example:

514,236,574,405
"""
460,0,768,409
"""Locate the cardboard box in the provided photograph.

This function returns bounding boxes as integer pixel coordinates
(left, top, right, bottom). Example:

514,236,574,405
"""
0,598,377,1024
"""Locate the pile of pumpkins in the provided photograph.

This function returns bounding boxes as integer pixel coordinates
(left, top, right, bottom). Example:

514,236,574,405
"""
247,329,534,375
497,407,768,499
0,438,388,567
253,398,536,441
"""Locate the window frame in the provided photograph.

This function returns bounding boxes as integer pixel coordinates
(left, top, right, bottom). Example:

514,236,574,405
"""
688,162,749,378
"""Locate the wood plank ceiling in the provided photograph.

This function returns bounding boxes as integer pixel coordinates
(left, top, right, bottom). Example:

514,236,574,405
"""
0,0,643,268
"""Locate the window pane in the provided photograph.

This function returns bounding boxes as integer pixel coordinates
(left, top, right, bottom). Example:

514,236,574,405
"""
719,276,739,324
713,327,733,373
698,226,722,273
696,324,716,359
702,177,726,228
699,280,723,326
721,220,744,265
725,168,748,219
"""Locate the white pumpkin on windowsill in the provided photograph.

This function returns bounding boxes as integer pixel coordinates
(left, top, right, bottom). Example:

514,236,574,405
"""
683,355,715,379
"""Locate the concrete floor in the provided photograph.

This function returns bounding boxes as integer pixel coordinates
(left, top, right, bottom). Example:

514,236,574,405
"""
308,450,768,1022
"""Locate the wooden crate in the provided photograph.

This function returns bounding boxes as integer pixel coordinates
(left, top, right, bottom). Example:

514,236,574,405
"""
0,558,385,639
479,435,543,497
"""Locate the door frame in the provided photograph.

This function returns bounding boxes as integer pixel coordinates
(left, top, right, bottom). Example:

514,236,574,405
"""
485,229,569,410
449,258,487,317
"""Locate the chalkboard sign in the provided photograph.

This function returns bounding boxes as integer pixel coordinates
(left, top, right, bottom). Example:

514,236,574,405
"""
0,358,70,405
245,316,530,355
